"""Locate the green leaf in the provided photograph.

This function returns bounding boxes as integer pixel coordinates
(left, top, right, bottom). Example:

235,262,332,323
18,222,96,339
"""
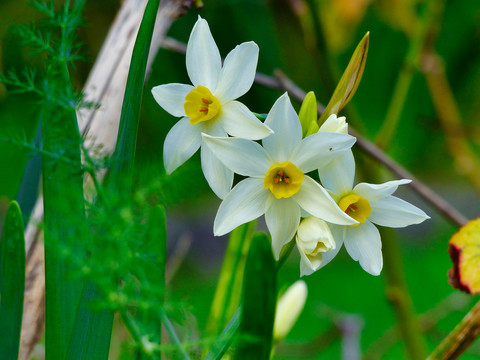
298,91,319,137
66,282,114,360
235,232,276,360
206,222,256,339
318,32,369,125
42,63,89,360
109,0,162,189
67,1,163,357
0,201,26,360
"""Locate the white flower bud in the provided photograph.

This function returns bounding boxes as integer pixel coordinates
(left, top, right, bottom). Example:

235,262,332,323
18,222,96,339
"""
296,217,335,276
273,280,308,342
318,114,348,134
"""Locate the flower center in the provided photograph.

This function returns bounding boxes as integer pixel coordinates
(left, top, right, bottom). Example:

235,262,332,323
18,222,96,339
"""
338,193,371,225
184,85,220,125
264,161,304,199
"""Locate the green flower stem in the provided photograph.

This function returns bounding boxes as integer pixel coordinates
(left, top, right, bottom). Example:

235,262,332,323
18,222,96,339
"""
375,0,440,149
380,227,428,360
205,222,256,341
276,239,295,272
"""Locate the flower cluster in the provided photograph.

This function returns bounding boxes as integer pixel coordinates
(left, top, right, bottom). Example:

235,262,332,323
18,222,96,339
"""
152,17,429,277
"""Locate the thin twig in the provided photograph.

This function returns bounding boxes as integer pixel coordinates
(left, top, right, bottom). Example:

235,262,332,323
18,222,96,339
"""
427,300,480,360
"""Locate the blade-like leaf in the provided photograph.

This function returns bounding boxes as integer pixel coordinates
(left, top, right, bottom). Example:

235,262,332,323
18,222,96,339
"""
0,201,26,360
42,63,89,360
66,282,114,360
67,1,162,358
109,0,162,188
235,232,276,360
318,32,369,124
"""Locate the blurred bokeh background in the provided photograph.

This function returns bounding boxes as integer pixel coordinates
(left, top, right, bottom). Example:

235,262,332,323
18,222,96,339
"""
1,0,480,358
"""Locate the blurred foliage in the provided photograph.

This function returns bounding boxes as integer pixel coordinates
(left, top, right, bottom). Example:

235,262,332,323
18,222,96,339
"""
1,0,480,358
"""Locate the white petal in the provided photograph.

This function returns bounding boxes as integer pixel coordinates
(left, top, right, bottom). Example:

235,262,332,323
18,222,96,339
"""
214,42,259,102
151,83,193,117
186,17,221,90
353,179,412,202
265,198,300,260
343,221,383,276
292,132,356,173
263,93,302,163
216,101,273,140
318,150,355,196
316,224,345,271
293,176,358,225
163,117,201,174
201,144,233,199
299,249,322,277
369,196,430,228
214,178,269,236
201,134,271,177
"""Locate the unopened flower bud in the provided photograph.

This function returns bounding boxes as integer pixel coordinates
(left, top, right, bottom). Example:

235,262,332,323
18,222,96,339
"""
273,280,308,342
318,114,348,134
296,217,335,276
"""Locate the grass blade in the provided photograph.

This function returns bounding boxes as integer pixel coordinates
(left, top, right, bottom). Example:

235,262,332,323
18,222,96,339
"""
204,308,242,360
0,201,26,360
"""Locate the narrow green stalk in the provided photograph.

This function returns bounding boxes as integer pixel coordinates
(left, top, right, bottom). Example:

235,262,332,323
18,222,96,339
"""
304,0,338,95
159,309,191,360
0,201,26,360
206,222,256,339
375,0,440,149
381,227,428,360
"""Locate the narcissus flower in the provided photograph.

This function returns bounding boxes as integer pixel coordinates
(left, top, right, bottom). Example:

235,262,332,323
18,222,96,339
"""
296,217,336,276
317,151,430,275
151,17,272,198
202,93,358,259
